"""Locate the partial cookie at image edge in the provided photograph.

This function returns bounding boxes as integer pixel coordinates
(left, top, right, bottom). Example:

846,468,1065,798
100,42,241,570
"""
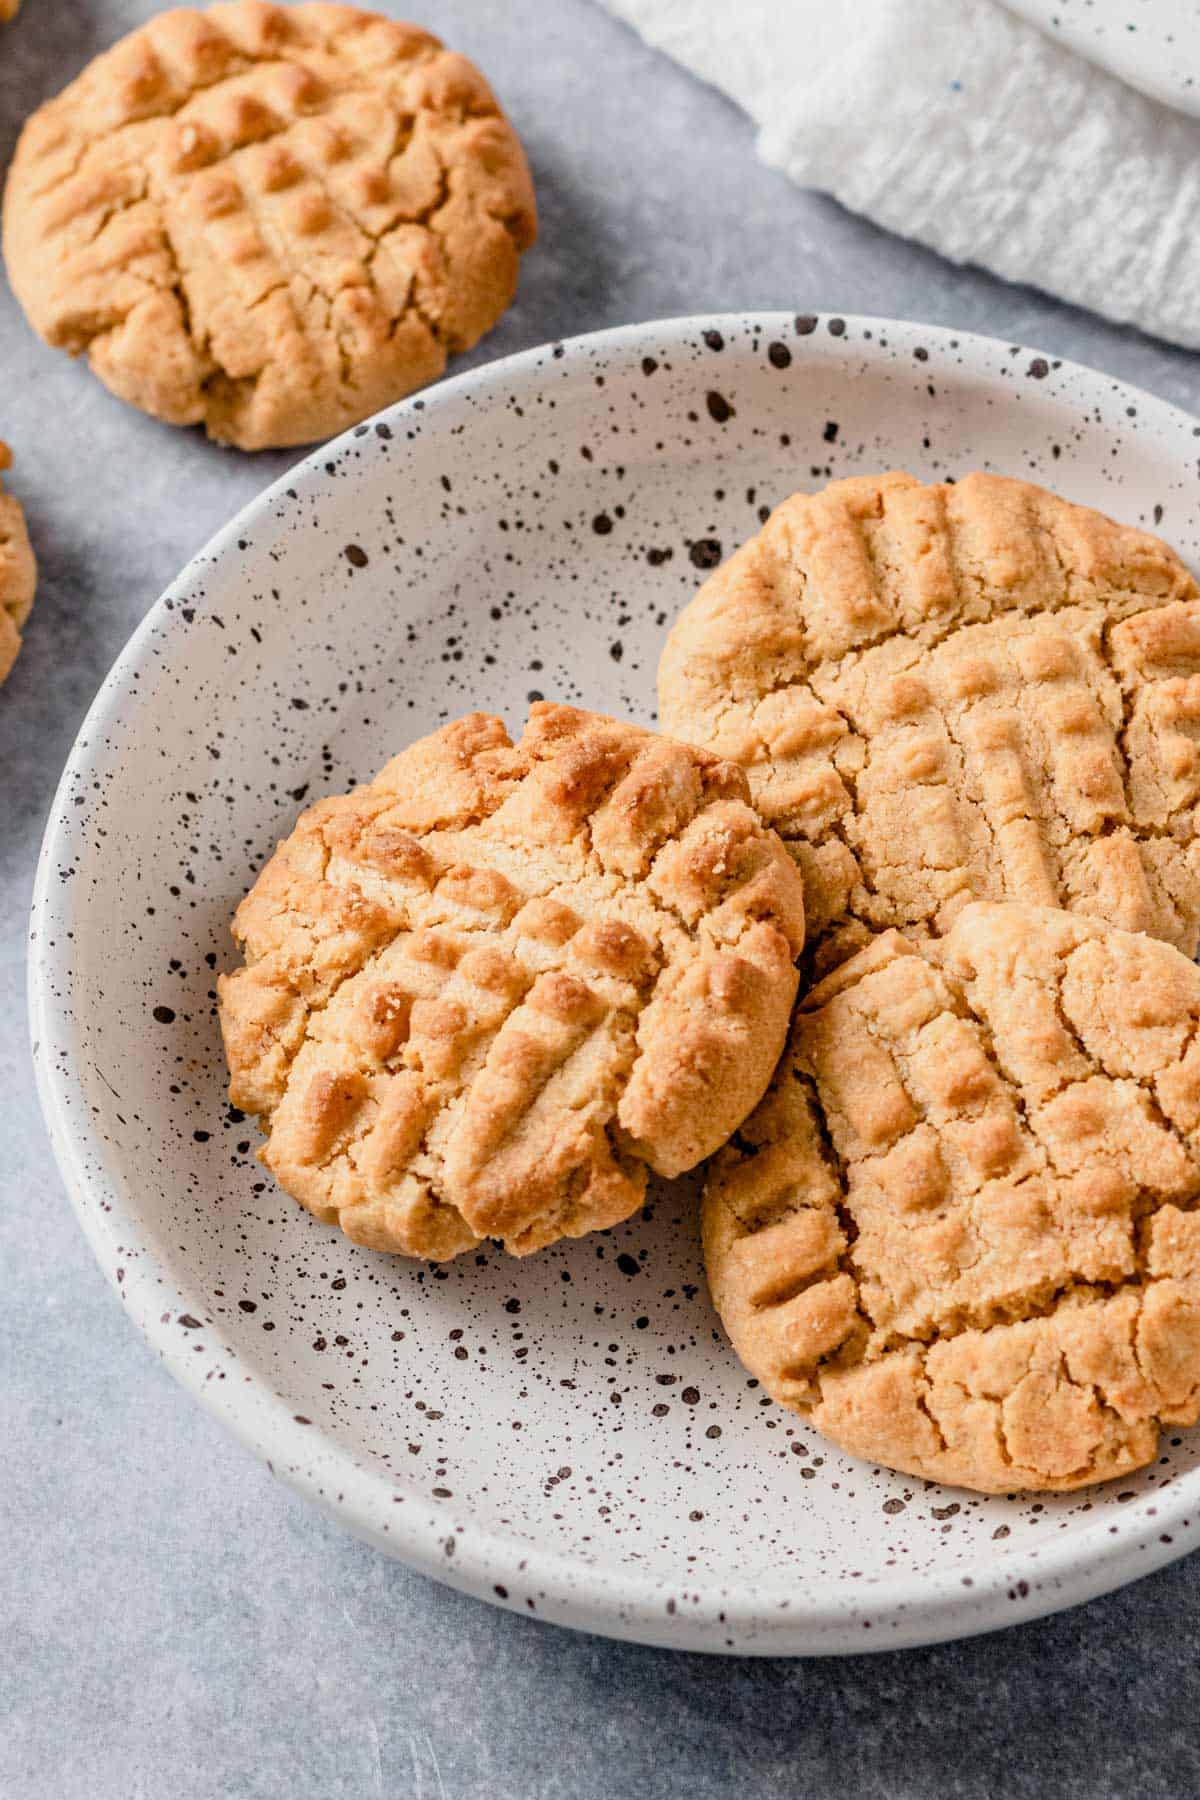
0,442,36,688
2,1,536,449
704,902,1200,1494
659,470,1200,966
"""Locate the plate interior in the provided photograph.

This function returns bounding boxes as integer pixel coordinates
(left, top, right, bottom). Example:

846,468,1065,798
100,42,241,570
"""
32,315,1200,1651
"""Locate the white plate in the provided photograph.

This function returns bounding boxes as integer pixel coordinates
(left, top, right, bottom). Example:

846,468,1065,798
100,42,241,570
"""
30,314,1200,1656
1005,0,1200,117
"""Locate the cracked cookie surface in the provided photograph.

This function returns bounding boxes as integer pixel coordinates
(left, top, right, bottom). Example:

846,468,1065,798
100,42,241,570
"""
659,472,1200,970
2,2,535,448
704,902,1200,1493
219,703,806,1260
0,443,36,688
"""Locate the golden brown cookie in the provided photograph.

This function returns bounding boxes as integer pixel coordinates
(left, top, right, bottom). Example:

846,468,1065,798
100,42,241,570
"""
659,472,1200,969
0,444,36,687
3,3,535,449
220,703,806,1260
0,2,22,21
704,902,1200,1494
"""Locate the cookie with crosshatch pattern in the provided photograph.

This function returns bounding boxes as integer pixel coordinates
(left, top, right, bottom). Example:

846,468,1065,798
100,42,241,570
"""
3,2,535,448
704,903,1200,1494
659,471,1200,971
219,703,806,1259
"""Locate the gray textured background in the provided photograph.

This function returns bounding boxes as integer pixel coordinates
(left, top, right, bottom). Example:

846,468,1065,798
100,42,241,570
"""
4,3,1200,1796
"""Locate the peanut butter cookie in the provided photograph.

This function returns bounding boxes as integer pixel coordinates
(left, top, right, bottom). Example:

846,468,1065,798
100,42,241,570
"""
220,703,806,1260
0,444,35,688
3,3,535,449
705,903,1200,1493
659,473,1200,969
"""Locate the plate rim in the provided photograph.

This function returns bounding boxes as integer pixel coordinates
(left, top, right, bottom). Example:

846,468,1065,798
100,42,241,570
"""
1003,0,1200,119
28,309,1200,1655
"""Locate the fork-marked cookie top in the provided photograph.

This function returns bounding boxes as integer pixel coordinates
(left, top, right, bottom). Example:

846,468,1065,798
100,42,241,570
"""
659,472,1200,968
704,903,1200,1493
3,3,535,448
219,703,806,1259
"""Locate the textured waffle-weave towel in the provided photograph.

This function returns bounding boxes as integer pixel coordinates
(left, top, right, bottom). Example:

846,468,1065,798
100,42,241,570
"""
600,0,1200,349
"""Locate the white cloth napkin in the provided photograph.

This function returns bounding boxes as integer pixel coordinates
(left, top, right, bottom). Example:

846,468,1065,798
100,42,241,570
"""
599,0,1200,350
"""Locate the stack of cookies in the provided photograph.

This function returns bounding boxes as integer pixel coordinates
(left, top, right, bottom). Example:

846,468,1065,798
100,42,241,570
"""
221,469,1200,1498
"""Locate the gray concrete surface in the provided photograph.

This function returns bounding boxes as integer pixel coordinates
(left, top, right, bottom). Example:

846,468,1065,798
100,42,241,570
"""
4,3,1200,1796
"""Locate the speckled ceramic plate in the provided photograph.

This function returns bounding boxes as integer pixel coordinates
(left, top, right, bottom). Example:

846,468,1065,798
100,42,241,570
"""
30,314,1200,1655
1005,0,1200,117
